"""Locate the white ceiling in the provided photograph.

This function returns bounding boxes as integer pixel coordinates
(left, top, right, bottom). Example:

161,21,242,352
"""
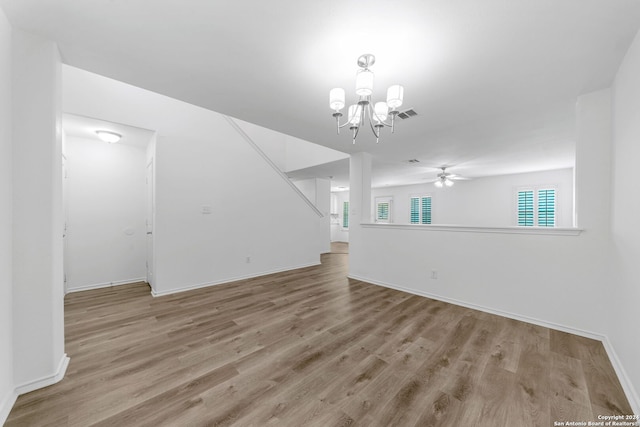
3,0,640,187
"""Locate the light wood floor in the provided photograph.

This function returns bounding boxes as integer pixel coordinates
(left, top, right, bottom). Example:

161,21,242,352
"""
7,251,632,426
330,241,349,254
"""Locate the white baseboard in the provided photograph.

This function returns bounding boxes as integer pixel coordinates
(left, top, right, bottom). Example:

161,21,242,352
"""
152,262,321,297
14,353,70,396
0,389,18,426
66,277,146,294
601,336,640,415
348,274,640,413
348,274,605,339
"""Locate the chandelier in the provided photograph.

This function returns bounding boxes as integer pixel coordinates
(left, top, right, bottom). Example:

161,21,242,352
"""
329,54,404,144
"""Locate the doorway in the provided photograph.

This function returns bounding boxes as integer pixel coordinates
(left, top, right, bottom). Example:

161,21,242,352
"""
146,158,155,289
62,114,156,293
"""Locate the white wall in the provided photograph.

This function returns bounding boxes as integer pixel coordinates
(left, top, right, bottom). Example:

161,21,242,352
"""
11,30,67,393
330,191,350,242
0,6,15,423
235,119,349,173
64,136,147,292
316,179,331,253
294,179,316,204
294,178,331,253
350,89,631,397
234,119,287,170
371,168,574,227
611,28,640,411
284,134,348,172
63,66,325,296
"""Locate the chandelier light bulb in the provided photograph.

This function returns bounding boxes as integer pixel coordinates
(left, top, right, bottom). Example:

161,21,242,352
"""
445,179,454,187
374,102,388,123
329,88,345,111
355,69,374,96
348,104,361,125
386,85,404,110
434,180,444,188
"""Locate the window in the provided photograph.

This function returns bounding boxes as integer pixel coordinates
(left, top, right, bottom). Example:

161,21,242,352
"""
342,201,349,228
375,196,393,223
377,203,389,221
538,189,555,227
517,190,534,226
517,188,555,227
410,196,431,224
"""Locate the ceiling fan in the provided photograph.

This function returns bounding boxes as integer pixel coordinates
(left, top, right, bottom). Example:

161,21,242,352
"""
429,167,469,188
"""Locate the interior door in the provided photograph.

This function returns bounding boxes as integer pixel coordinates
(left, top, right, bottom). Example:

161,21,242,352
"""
146,159,155,289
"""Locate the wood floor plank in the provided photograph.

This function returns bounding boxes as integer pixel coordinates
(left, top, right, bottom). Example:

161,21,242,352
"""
550,352,594,422
413,390,464,427
550,330,633,415
443,317,503,406
511,345,552,427
6,249,633,426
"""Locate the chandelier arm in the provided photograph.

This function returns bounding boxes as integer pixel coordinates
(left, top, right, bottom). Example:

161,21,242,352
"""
366,104,379,136
373,113,397,128
352,124,360,144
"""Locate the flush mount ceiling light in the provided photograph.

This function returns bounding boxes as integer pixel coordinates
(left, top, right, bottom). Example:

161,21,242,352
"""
329,54,404,144
95,130,122,143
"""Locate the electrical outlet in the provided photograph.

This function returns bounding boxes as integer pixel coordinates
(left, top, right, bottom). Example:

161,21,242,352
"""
431,270,438,279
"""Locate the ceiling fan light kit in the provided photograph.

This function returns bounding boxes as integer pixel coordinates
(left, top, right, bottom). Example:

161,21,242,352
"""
433,167,464,188
329,54,404,144
434,177,454,188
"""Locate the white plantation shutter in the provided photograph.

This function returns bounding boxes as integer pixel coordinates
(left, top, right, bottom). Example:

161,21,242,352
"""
374,197,393,223
377,202,390,221
410,196,431,224
410,197,419,223
342,201,349,228
517,188,556,227
537,189,555,227
421,197,431,224
518,190,534,226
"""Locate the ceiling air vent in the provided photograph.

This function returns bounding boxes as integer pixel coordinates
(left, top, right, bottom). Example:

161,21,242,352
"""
397,109,417,120
404,159,420,164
